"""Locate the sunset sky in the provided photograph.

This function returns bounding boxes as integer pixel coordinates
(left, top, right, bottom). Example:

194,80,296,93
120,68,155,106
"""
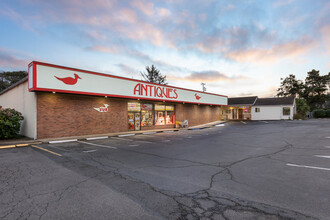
0,0,329,97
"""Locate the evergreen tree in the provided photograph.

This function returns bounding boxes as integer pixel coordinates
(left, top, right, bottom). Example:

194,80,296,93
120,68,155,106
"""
141,65,167,85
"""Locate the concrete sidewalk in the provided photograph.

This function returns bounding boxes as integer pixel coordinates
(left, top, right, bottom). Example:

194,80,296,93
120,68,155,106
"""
0,120,226,148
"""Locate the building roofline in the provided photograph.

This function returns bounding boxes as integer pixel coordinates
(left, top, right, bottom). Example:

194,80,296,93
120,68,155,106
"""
0,76,28,95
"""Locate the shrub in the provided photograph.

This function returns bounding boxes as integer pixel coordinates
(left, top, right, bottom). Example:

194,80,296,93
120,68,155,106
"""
313,109,326,118
325,109,330,117
0,107,24,139
293,113,305,120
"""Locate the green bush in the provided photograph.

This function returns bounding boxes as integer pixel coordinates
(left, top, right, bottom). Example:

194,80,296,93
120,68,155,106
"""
313,109,326,118
0,107,24,139
325,109,330,117
293,113,305,120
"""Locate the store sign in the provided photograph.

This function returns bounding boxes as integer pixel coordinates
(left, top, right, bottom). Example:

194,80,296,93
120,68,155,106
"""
94,104,109,112
29,61,228,106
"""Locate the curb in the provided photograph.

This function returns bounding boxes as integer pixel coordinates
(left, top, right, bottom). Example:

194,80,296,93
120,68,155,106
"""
0,142,43,149
1,121,226,148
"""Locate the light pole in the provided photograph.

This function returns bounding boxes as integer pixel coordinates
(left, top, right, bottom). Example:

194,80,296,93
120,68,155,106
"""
201,82,206,92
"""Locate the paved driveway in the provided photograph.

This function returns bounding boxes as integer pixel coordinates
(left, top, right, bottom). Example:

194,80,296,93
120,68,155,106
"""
1,120,329,219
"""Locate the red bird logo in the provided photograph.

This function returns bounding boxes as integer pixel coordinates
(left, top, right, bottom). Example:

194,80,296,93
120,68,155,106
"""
195,93,201,100
54,73,81,85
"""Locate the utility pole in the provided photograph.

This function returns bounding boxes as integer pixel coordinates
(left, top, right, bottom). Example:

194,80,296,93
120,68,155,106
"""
201,82,206,92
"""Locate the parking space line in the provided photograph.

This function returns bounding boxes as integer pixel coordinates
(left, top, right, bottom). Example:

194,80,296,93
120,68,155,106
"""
325,146,330,148
326,137,330,139
111,137,133,142
240,121,247,124
261,121,269,123
286,163,330,171
315,155,330,159
129,144,139,147
31,145,62,157
77,141,117,149
83,150,98,153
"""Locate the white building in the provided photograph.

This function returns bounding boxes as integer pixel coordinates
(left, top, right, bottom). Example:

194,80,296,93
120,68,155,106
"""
251,97,296,120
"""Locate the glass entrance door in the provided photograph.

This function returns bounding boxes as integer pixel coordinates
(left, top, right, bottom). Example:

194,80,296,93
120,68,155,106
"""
134,113,140,130
128,112,141,131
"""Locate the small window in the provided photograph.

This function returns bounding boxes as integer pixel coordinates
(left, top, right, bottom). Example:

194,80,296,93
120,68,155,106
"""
283,107,290,115
255,108,260,113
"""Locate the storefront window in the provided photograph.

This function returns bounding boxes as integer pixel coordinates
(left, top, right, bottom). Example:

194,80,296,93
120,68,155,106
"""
128,103,141,111
166,110,175,124
141,104,153,126
128,103,175,128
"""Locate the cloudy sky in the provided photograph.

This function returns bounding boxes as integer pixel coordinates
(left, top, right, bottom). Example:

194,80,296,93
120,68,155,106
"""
0,0,329,97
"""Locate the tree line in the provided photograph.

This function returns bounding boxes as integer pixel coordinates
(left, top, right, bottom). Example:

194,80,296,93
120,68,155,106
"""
0,71,28,92
277,69,330,117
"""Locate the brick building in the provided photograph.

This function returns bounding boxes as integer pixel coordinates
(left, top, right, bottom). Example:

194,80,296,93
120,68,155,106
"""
0,61,228,139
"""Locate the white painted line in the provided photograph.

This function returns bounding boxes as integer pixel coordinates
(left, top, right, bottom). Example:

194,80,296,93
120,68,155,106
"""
143,132,157,135
49,139,78,144
286,163,330,171
326,137,330,139
86,136,108,140
111,137,133,141
129,144,139,147
261,121,269,123
163,130,174,133
137,140,153,144
240,121,247,124
215,124,225,127
315,155,330,159
78,141,117,149
118,134,135,137
161,140,171,142
83,150,97,153
325,146,330,148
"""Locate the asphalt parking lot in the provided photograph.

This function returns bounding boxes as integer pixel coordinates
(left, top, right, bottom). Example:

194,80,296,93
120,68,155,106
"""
1,119,329,219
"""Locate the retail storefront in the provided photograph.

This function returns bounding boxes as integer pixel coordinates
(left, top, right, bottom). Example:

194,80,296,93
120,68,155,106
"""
0,61,228,139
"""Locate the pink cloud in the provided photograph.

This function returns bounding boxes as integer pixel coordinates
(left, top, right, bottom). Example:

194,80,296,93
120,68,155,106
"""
119,8,138,24
0,49,29,69
320,25,330,54
226,37,316,63
131,0,154,17
168,71,246,83
156,7,171,17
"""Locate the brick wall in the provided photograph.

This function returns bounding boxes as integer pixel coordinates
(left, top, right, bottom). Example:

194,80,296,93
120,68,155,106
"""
175,103,221,126
37,92,127,139
36,92,222,139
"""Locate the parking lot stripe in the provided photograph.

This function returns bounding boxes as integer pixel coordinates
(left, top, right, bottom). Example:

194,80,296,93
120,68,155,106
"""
240,121,247,124
49,139,77,144
83,150,98,153
286,163,330,171
315,155,330,159
111,137,133,142
77,141,117,149
31,145,62,157
261,121,269,123
325,146,330,148
163,130,174,133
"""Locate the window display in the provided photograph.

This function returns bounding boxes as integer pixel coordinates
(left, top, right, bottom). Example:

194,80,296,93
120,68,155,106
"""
128,103,175,128
128,103,140,111
141,110,153,126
